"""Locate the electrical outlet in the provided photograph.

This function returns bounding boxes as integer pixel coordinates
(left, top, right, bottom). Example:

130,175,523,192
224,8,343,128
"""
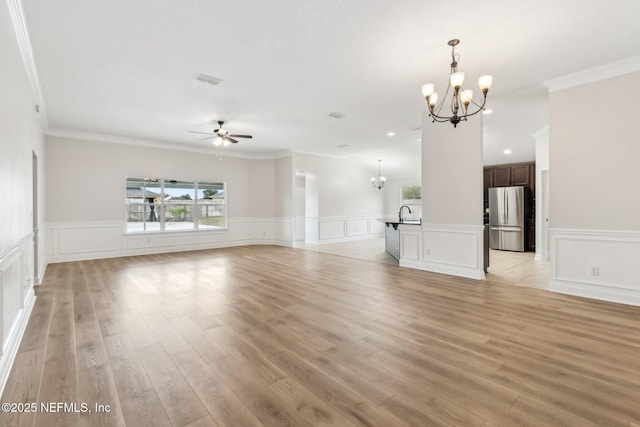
590,267,599,277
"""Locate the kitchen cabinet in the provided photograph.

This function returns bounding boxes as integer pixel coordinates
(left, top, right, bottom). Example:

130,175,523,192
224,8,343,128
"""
490,163,531,187
527,219,536,251
511,165,530,186
483,168,494,206
493,167,511,187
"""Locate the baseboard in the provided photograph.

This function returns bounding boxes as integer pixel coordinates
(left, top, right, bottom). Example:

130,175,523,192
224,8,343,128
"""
550,278,640,307
400,258,484,280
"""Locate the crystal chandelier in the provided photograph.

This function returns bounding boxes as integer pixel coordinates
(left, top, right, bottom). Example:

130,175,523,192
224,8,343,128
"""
421,39,493,127
371,159,386,190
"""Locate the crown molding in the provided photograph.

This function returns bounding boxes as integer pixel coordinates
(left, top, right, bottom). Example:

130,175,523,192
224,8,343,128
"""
44,128,292,160
544,55,640,93
7,0,48,129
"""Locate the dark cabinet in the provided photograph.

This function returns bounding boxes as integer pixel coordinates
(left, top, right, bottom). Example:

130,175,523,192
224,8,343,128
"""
527,219,536,251
486,163,534,189
511,165,530,186
493,167,511,187
483,168,494,205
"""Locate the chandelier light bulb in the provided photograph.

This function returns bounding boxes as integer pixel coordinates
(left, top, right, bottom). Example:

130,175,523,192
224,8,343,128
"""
460,89,473,106
450,72,465,89
429,92,438,107
421,83,435,98
213,138,223,146
478,75,494,92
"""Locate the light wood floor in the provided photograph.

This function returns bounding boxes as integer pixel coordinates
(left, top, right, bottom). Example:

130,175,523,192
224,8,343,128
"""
2,245,640,426
295,238,550,289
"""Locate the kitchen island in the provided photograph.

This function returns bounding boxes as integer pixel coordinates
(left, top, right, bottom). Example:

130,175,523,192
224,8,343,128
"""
377,218,422,262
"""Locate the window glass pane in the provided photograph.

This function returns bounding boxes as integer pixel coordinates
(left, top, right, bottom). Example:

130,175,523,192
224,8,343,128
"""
401,185,422,220
197,182,225,229
126,178,162,232
164,180,196,231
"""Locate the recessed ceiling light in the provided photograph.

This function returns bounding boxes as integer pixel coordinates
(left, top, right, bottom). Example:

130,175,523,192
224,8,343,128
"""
483,108,493,114
387,131,395,137
503,149,512,155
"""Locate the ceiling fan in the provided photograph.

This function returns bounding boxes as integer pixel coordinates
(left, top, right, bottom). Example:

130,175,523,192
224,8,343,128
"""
189,121,253,146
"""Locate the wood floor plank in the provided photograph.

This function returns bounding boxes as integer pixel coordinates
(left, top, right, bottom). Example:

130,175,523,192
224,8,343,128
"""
4,245,640,427
173,350,264,427
269,377,358,427
0,349,45,427
76,364,127,426
206,354,316,427
119,389,172,427
136,343,209,426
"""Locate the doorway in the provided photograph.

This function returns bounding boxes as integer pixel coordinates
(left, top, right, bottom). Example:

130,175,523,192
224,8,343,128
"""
32,151,39,284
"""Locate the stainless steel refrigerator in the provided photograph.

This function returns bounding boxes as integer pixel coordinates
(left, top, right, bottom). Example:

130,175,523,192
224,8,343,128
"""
488,186,525,252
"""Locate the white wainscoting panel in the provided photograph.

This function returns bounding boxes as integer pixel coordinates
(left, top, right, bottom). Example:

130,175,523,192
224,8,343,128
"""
126,230,226,250
370,220,385,235
314,217,384,244
319,220,345,240
400,227,420,261
46,218,294,263
295,216,305,241
60,223,123,254
399,224,485,280
0,235,36,396
346,219,368,237
549,228,640,306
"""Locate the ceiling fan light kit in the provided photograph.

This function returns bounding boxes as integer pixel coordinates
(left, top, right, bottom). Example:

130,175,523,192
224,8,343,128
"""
421,39,493,128
188,120,253,148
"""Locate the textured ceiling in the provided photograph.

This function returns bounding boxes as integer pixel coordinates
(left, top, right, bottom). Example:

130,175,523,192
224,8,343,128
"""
20,0,640,177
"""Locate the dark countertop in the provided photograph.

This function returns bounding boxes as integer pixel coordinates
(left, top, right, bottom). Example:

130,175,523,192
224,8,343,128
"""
377,218,422,230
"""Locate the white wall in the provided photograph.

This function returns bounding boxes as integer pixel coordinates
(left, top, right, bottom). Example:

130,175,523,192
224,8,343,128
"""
293,153,385,243
399,115,485,280
548,69,640,305
0,0,43,394
45,136,294,261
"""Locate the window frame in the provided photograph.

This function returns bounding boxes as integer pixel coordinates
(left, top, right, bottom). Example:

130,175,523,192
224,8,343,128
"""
125,177,227,234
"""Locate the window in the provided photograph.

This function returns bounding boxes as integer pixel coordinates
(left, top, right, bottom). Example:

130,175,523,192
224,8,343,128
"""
125,178,226,233
401,185,422,220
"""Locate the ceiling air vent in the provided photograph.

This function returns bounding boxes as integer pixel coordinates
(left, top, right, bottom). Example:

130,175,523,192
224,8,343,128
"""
194,73,223,86
328,112,345,119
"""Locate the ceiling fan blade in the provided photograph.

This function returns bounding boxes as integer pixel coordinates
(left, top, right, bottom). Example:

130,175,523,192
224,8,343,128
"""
199,136,214,141
227,137,239,144
189,130,213,135
229,134,253,139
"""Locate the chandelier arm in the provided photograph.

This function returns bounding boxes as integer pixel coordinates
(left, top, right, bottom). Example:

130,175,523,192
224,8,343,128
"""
427,111,451,123
460,96,488,118
467,94,488,110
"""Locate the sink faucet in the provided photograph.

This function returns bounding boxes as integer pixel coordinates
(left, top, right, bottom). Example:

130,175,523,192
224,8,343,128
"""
399,205,412,222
